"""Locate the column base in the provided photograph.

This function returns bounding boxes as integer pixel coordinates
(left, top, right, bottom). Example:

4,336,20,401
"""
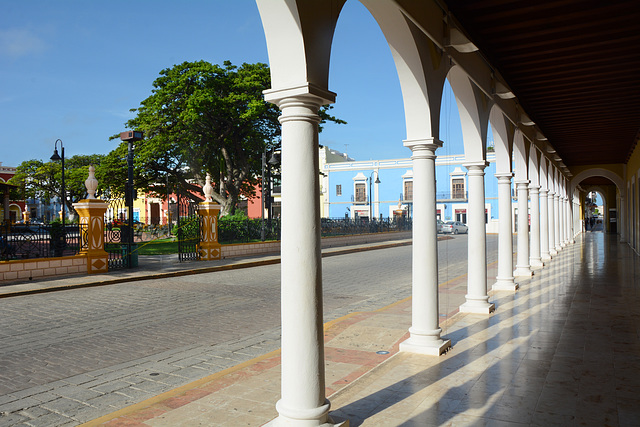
400,337,451,356
513,266,533,277
265,417,349,427
549,248,558,256
530,258,544,269
541,253,551,262
492,279,519,292
459,301,495,314
555,245,563,252
267,400,348,427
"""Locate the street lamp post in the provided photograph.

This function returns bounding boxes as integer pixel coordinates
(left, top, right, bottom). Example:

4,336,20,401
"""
119,131,143,267
369,171,380,220
50,139,65,229
261,150,267,241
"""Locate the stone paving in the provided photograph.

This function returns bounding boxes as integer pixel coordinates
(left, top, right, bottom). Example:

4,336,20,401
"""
0,235,497,426
78,232,640,426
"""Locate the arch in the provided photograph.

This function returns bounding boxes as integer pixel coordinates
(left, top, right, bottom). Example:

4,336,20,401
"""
582,187,609,231
361,0,448,141
447,65,491,162
513,130,529,182
489,106,514,174
529,147,540,186
540,156,549,190
256,0,345,94
570,168,624,194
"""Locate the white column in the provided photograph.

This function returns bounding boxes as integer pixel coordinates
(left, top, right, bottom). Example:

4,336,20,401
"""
493,173,518,291
529,185,543,268
540,188,551,261
559,195,566,247
264,90,335,427
548,191,557,256
563,197,570,245
568,197,576,243
460,162,495,314
514,181,532,277
400,139,451,356
620,196,626,242
554,193,562,251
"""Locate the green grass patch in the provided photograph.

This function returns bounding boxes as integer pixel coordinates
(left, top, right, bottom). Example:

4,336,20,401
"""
136,238,179,255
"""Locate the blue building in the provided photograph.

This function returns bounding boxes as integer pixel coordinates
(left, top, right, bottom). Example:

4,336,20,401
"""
321,149,505,233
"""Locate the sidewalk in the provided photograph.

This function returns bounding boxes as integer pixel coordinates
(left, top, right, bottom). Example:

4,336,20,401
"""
81,253,487,426
83,232,640,426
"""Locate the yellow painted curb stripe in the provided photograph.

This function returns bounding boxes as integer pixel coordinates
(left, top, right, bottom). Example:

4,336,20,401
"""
80,347,282,426
82,284,413,425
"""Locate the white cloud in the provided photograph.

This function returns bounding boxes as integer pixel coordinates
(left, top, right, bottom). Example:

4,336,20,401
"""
0,28,46,58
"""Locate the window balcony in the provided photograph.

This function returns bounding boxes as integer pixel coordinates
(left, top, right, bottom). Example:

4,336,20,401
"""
436,191,468,201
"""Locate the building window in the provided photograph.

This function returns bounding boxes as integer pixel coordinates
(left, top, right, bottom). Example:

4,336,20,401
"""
404,181,413,201
355,183,366,203
455,209,467,223
452,178,465,199
336,184,342,196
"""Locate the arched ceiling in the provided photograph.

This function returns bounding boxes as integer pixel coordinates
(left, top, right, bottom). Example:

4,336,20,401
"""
580,177,616,187
442,0,640,167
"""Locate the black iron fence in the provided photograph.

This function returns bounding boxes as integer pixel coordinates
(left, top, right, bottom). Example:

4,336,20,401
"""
176,192,201,262
0,222,86,261
218,216,411,244
321,217,411,236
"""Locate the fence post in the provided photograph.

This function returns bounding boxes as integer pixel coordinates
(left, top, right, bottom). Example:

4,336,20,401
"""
198,174,221,260
73,165,109,274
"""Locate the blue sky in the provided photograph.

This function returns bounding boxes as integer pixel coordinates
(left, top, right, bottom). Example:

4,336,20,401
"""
1,0,466,168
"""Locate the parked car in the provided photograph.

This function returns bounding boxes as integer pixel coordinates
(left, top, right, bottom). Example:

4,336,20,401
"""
436,219,445,234
442,221,468,234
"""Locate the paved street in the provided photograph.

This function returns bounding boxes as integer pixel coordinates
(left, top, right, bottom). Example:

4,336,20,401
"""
0,234,499,426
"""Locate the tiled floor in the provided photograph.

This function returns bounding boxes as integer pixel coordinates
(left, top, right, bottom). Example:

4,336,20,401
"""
91,232,640,426
330,232,640,426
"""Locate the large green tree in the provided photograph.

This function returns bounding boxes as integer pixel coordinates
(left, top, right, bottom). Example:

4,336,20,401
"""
9,155,105,218
118,60,343,216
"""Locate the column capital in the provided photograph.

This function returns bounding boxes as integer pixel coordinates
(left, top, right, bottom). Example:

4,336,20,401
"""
463,161,489,173
540,188,549,195
403,138,442,159
263,83,336,106
494,172,514,180
529,184,541,192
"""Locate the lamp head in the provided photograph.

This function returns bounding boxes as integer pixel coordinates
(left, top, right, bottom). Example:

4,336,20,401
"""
50,148,61,161
268,152,281,165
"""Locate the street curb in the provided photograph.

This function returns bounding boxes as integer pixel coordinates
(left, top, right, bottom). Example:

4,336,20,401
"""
0,240,414,299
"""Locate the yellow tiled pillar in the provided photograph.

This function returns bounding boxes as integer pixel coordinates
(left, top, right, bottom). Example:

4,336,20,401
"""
198,173,221,261
73,199,109,274
198,202,221,260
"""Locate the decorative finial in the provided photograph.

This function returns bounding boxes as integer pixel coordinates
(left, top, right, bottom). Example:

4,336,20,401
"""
203,173,213,202
85,165,98,199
